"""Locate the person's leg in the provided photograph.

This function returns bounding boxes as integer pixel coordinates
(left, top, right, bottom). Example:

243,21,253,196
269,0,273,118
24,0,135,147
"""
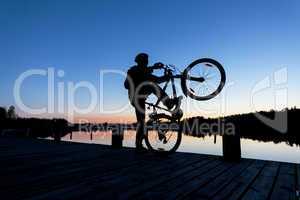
134,100,146,149
146,82,176,109
147,82,170,103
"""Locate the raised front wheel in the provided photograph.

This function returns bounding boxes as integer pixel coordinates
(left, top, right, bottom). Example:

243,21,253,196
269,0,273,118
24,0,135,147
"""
181,58,226,101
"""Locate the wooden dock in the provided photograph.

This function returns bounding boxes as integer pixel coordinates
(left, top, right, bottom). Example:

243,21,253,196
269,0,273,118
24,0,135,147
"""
0,137,299,200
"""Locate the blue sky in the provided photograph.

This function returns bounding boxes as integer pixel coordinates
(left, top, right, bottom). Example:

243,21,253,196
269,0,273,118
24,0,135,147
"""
0,0,299,122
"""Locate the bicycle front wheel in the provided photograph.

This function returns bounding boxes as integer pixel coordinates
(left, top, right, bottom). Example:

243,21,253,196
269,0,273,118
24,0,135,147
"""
181,58,226,101
145,115,182,155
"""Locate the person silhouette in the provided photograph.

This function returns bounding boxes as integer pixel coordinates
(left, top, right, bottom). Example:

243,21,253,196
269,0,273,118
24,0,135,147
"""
124,53,177,151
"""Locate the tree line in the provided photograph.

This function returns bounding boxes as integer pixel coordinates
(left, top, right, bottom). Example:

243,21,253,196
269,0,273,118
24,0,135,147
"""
181,107,300,147
1,106,299,146
0,106,70,139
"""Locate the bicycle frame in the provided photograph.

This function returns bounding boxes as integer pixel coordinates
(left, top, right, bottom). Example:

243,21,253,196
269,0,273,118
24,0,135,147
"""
145,62,211,114
145,66,181,113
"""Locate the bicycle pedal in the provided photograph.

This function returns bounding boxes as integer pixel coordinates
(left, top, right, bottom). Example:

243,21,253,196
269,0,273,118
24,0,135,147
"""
172,108,183,119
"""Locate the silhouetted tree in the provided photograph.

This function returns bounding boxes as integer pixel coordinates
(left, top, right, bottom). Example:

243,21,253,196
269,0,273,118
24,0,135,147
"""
0,107,7,120
7,106,17,119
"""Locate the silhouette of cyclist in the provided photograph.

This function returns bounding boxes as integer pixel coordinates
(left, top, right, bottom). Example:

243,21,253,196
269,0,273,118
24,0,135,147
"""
124,53,177,151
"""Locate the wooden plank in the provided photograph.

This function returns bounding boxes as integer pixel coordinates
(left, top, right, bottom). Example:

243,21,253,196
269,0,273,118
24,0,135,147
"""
28,155,181,198
158,160,235,199
33,154,212,199
297,164,300,199
211,160,266,200
186,159,253,199
269,163,296,200
0,147,111,174
2,150,158,198
240,161,280,200
2,157,145,198
0,138,299,200
135,159,222,199
119,158,221,199
2,141,143,195
9,150,201,198
0,139,108,162
0,150,113,188
0,144,115,174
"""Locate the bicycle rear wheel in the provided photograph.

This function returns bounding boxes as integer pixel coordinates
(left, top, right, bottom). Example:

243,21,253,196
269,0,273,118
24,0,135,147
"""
145,114,182,155
181,58,226,101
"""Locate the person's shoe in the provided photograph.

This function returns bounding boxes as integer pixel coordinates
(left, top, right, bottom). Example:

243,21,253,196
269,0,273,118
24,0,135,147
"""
165,96,182,110
135,146,148,153
165,98,177,110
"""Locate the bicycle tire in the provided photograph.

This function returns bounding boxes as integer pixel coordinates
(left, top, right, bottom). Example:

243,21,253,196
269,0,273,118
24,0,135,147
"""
145,116,182,155
181,58,226,101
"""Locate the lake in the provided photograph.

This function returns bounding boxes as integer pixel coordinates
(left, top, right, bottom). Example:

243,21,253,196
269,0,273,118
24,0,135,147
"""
58,131,300,164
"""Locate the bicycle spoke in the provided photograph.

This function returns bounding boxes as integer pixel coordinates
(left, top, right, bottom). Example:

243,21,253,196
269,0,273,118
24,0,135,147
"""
205,74,216,80
204,68,217,78
204,82,213,95
203,65,211,77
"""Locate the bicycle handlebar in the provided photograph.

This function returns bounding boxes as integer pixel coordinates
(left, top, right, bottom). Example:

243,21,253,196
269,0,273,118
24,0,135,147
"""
149,64,183,79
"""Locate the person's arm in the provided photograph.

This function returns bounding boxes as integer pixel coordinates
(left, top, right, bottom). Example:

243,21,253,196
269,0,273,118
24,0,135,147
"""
148,74,169,84
146,62,169,83
148,62,164,71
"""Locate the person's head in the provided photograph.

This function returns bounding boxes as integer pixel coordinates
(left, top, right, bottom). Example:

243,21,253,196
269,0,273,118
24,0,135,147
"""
135,53,148,67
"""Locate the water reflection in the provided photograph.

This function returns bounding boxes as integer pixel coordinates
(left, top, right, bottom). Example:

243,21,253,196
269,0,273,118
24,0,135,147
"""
60,131,300,164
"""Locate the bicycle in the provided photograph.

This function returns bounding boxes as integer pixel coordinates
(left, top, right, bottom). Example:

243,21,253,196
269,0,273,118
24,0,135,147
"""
144,58,226,154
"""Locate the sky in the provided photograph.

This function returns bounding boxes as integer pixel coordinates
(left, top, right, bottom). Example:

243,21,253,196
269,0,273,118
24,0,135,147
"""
0,0,299,123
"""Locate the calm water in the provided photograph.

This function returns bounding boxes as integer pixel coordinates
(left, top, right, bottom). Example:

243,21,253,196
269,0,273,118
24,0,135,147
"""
58,131,300,164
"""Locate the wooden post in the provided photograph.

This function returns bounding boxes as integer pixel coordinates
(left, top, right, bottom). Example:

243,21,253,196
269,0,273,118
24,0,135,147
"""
222,134,241,162
214,135,217,144
89,125,93,140
111,124,123,148
296,165,300,199
54,132,61,143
